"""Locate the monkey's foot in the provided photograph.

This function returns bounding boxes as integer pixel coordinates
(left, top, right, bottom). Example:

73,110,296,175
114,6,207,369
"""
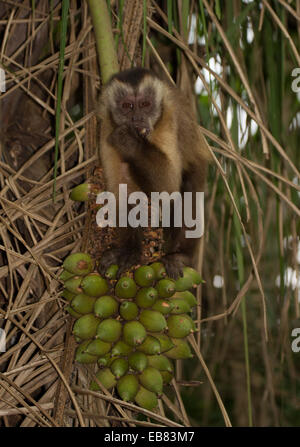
160,253,189,279
98,247,141,278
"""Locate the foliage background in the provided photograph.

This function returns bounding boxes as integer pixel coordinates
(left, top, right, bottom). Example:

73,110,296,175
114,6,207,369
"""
0,0,299,427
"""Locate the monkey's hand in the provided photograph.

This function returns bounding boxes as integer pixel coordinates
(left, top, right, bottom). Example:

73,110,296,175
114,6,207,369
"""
98,246,141,278
160,253,189,279
108,124,150,161
133,125,150,139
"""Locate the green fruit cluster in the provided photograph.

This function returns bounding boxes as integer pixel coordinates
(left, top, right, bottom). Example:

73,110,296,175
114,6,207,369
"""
60,253,203,411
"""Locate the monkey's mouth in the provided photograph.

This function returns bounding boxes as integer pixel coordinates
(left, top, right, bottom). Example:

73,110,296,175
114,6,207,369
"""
132,124,150,138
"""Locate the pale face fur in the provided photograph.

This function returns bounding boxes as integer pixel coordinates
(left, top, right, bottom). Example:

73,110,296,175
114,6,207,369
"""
100,75,165,132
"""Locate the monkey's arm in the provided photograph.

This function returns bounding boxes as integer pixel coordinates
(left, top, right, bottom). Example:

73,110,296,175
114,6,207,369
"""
108,124,181,193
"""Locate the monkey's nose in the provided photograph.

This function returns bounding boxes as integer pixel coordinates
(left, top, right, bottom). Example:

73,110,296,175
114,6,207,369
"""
132,116,143,122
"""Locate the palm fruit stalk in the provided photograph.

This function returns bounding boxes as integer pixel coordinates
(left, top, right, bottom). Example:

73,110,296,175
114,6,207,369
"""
60,253,202,411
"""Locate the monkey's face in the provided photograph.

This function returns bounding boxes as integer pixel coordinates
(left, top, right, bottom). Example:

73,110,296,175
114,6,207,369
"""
104,75,164,138
111,88,159,137
121,94,152,133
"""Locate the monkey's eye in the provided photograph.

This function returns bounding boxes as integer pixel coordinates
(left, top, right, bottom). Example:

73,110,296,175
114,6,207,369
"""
139,100,151,108
122,102,134,109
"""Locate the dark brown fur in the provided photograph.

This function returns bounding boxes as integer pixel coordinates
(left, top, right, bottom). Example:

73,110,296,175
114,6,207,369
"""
97,68,210,277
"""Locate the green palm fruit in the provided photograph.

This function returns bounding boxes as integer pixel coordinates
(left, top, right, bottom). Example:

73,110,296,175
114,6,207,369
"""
160,371,173,384
105,264,119,280
139,366,163,395
137,335,161,355
84,338,111,356
70,183,90,202
117,374,139,402
115,277,137,298
71,293,96,314
123,321,147,346
119,301,139,320
66,256,201,407
168,298,191,314
111,340,132,357
64,276,82,294
147,355,174,373
139,309,167,332
70,182,101,202
75,340,98,364
61,289,76,302
167,314,193,338
96,319,122,343
150,262,166,280
110,357,129,379
151,299,174,314
135,287,158,308
63,253,94,276
94,295,118,318
155,279,176,298
59,270,74,282
72,314,100,339
81,273,108,297
66,306,82,319
152,334,174,353
185,314,197,331
134,266,155,287
173,290,197,307
98,354,113,368
90,368,117,391
128,351,148,372
183,266,203,286
174,275,193,292
135,386,158,410
165,338,193,359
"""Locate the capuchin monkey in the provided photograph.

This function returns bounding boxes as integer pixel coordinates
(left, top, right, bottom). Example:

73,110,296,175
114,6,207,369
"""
97,67,210,278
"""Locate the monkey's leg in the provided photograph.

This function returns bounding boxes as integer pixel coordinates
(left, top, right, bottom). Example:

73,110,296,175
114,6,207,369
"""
99,227,143,276
161,227,195,279
98,215,143,277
